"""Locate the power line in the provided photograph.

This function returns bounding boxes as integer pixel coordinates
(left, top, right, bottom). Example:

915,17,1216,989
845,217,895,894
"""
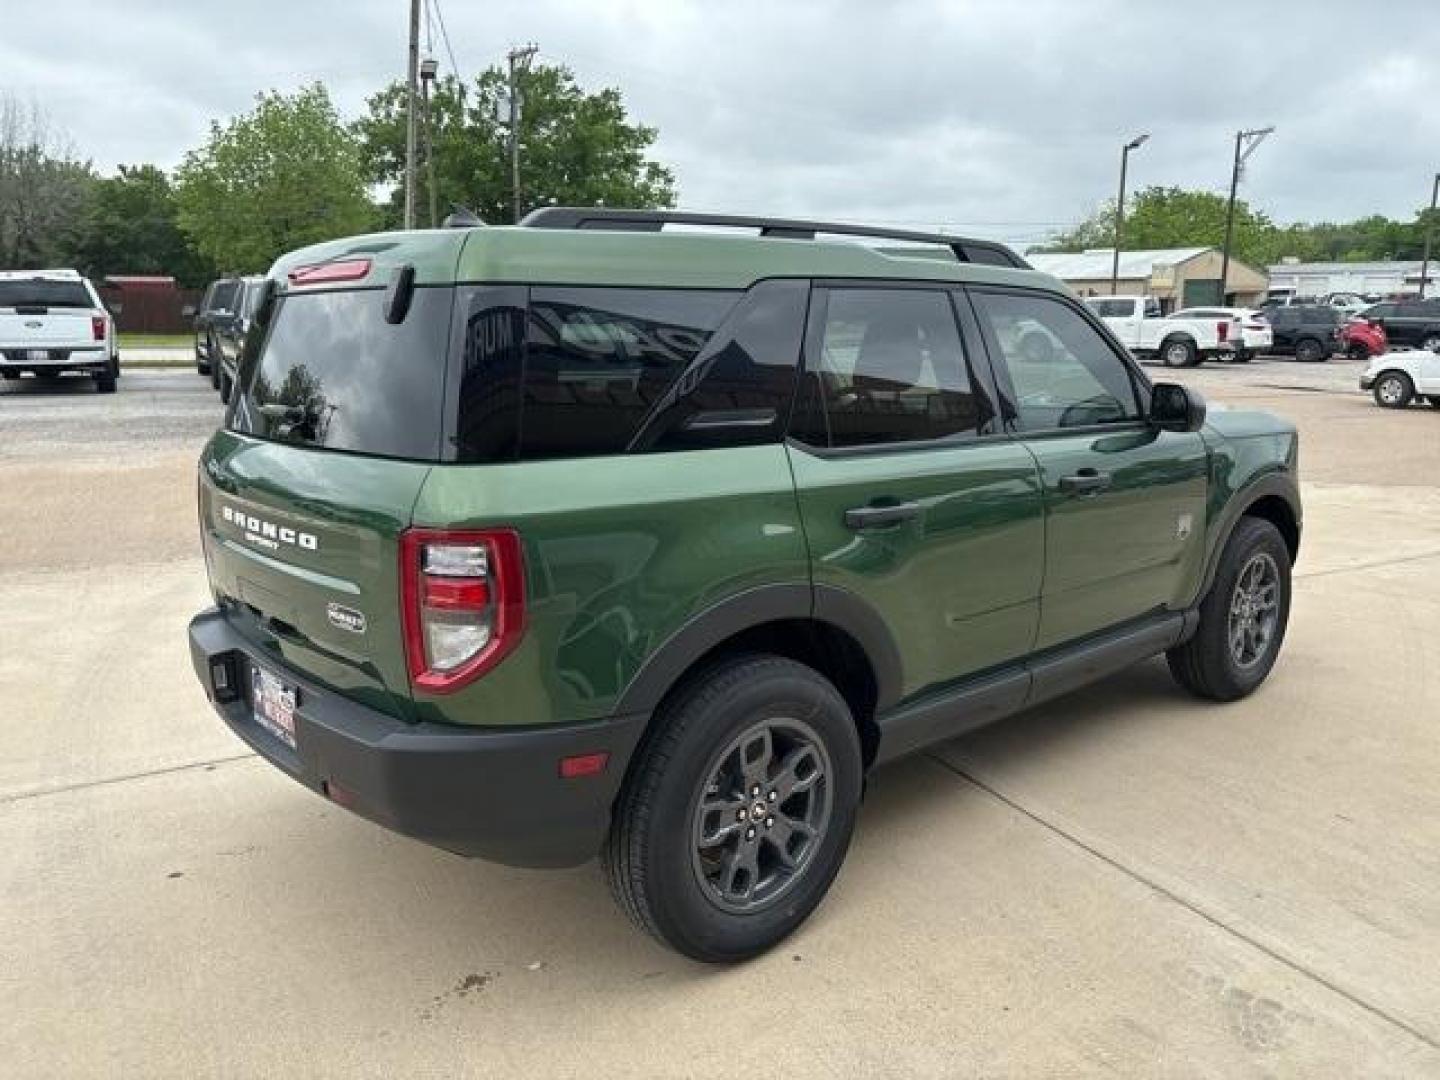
430,0,462,83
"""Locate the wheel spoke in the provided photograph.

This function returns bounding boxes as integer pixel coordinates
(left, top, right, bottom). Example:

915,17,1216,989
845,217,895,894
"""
772,744,823,801
698,797,748,846
739,726,774,786
720,838,760,900
765,813,817,870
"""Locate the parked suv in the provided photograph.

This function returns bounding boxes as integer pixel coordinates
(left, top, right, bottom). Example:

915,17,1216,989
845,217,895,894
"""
212,275,266,403
1268,304,1341,362
188,210,1302,961
1362,299,1440,352
0,269,118,392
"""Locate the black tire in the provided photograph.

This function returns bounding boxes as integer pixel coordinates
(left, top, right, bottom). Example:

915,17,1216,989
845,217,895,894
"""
219,370,233,404
196,351,211,376
1422,333,1440,353
604,655,863,963
1426,396,1440,409
210,340,221,390
1346,342,1370,362
1294,337,1326,363
1161,336,1198,368
1233,350,1253,364
1373,371,1413,409
1168,517,1291,702
95,355,118,394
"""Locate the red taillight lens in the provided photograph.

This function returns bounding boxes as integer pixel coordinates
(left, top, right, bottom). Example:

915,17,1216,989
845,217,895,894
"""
1217,321,1229,342
91,315,105,341
400,528,525,694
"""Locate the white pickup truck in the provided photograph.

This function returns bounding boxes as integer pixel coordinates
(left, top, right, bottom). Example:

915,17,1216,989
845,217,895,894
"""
1085,295,1236,367
0,269,118,393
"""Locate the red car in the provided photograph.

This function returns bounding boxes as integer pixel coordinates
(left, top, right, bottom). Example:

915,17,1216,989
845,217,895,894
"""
1339,317,1387,360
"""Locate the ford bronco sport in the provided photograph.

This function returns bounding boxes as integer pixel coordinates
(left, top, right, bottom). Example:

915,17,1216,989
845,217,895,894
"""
189,209,1301,961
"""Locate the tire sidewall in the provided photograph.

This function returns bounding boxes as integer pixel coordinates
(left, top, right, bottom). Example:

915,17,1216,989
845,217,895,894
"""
1199,519,1292,698
1163,338,1196,367
1374,372,1412,408
637,661,862,962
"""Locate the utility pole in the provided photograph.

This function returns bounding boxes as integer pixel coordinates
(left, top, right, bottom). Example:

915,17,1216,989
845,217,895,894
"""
507,44,538,224
1419,172,1439,300
403,0,421,230
1110,133,1150,296
420,57,439,228
1219,126,1274,305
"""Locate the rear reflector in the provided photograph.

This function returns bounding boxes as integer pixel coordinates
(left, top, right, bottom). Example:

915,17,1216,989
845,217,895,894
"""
401,528,525,693
287,258,372,286
559,752,610,779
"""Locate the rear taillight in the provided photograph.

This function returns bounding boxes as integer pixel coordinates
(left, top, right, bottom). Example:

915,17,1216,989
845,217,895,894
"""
1217,321,1229,342
91,315,105,341
400,528,525,693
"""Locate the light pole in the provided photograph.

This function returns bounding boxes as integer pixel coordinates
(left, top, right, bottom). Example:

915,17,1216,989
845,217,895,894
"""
1220,126,1274,305
507,44,538,224
1419,172,1439,300
1110,133,1150,296
403,0,421,230
419,57,439,229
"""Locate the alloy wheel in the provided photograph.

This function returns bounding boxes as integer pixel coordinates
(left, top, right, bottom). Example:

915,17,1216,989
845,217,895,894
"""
1228,552,1281,670
690,716,832,914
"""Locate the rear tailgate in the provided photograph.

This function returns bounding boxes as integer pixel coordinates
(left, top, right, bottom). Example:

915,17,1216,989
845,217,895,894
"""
0,309,98,348
200,433,431,718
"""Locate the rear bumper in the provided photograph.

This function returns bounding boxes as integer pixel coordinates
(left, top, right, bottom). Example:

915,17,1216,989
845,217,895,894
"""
188,607,646,868
1,346,108,370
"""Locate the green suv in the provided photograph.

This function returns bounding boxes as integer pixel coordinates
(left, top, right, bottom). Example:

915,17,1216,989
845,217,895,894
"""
188,209,1301,961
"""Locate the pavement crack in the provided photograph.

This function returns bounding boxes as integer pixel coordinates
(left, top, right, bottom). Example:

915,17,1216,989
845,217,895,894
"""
926,753,1440,1053
0,751,257,806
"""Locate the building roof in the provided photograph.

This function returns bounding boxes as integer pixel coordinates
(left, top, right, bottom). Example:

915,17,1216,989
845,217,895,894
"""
1026,247,1212,281
1266,260,1425,275
104,275,176,288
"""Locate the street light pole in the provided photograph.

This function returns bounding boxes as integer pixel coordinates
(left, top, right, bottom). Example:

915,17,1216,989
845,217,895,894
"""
420,57,439,229
1419,171,1440,300
507,44,538,224
1111,133,1149,297
1220,126,1274,305
403,0,421,230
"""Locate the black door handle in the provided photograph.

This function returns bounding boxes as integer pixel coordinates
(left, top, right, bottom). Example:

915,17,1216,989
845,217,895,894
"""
1058,469,1111,496
844,501,921,529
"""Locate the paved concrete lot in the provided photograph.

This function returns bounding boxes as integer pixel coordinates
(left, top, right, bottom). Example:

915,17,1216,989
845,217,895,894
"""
3,361,1438,1077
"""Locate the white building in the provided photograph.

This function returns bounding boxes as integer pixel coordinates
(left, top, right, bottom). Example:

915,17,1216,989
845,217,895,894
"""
1265,260,1431,300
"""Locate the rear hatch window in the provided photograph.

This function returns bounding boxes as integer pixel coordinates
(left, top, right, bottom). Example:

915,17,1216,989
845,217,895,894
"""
0,280,92,309
228,286,454,460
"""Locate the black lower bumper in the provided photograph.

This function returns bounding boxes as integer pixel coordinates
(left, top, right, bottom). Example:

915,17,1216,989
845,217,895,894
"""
188,608,646,868
1359,373,1376,390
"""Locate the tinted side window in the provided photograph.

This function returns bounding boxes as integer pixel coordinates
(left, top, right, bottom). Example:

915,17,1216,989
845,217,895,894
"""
521,288,740,460
1088,299,1132,318
627,279,807,453
798,288,985,448
451,286,527,464
211,281,238,312
971,291,1141,431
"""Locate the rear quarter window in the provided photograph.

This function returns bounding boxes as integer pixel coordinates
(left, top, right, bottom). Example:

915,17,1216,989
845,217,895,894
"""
228,286,453,460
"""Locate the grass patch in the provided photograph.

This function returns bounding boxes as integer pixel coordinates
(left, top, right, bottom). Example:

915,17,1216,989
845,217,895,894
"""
118,332,193,349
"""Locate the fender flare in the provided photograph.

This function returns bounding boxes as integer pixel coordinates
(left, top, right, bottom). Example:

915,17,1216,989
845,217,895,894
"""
1196,471,1302,600
614,583,904,717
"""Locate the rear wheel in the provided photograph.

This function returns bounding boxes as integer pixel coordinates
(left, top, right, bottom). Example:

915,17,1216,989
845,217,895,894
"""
95,355,118,394
219,370,233,404
1294,337,1326,363
1426,396,1440,409
1422,333,1440,352
1373,371,1413,409
1346,342,1370,362
604,655,863,962
1168,517,1291,702
1161,337,1198,368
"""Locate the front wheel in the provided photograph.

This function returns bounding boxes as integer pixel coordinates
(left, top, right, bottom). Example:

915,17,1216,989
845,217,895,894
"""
1161,337,1198,368
1373,371,1413,409
604,655,863,962
1168,516,1291,702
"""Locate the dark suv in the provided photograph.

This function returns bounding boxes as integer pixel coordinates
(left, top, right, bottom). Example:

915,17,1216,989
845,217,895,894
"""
193,277,241,379
188,209,1301,960
1268,305,1341,362
1363,299,1440,352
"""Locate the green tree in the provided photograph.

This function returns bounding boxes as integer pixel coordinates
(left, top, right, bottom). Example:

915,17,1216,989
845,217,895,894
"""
355,63,676,226
72,164,216,286
1039,186,1281,266
175,84,375,272
0,92,95,268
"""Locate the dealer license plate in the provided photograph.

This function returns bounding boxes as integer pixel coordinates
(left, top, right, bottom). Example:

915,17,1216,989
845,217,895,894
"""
251,663,298,750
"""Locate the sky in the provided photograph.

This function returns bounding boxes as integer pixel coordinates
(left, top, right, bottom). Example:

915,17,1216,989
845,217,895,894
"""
3,0,1439,250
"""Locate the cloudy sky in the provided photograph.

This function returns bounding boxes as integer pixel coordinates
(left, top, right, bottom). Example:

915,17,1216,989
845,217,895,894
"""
4,0,1439,249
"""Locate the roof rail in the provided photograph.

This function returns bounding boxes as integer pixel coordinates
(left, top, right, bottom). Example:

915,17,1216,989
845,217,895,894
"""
519,207,1030,269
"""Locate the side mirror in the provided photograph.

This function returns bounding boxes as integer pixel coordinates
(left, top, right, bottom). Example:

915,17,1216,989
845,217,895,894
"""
1150,382,1206,433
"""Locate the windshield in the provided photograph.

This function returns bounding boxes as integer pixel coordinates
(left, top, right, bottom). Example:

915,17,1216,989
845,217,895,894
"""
0,280,92,309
